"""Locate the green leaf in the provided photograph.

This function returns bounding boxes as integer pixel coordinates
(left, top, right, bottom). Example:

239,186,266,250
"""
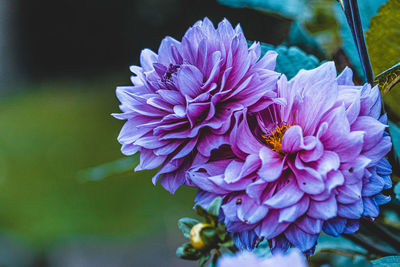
195,204,209,218
316,234,367,254
375,63,400,95
178,217,200,239
394,183,400,201
217,0,312,22
254,239,271,258
218,239,234,248
260,43,320,80
207,197,222,217
366,0,400,77
388,122,400,161
334,0,388,80
372,256,400,266
77,154,139,181
176,242,202,260
200,227,219,248
283,22,325,59
383,210,400,227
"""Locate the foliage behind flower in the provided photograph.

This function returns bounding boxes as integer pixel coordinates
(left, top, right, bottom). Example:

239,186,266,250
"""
217,249,308,267
187,62,392,253
114,17,280,193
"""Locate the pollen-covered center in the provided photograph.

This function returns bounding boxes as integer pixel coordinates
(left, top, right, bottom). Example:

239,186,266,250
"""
163,64,180,81
262,123,292,153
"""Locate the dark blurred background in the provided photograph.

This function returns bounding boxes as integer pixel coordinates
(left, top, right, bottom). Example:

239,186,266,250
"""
0,0,291,266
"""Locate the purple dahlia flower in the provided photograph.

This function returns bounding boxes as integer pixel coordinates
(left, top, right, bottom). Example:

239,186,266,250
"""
114,18,279,193
187,62,392,253
217,249,307,267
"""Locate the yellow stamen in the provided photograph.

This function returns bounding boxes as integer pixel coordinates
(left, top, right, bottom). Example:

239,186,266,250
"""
262,123,292,153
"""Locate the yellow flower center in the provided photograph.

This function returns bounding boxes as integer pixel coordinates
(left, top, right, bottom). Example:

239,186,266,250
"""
262,123,292,153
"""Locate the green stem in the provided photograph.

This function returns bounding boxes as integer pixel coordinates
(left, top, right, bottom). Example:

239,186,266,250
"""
319,248,366,259
362,220,400,253
343,233,395,256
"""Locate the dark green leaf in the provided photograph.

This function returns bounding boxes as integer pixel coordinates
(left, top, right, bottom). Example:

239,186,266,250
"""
372,256,400,266
334,0,388,80
77,154,139,181
176,242,202,260
260,43,320,80
375,63,400,95
389,122,400,162
178,217,200,239
207,197,222,217
217,0,312,22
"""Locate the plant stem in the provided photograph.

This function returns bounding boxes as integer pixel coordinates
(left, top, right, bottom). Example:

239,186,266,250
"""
361,220,400,253
319,248,366,259
343,233,395,256
342,0,374,84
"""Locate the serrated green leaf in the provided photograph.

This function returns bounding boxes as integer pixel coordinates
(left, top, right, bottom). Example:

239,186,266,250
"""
77,154,139,181
334,0,388,80
366,0,400,77
178,217,200,239
260,43,320,80
375,63,400,95
372,256,400,266
217,0,312,22
207,197,222,217
389,122,400,161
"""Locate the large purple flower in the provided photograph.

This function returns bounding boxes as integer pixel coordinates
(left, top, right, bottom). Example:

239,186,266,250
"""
114,18,279,193
187,62,392,253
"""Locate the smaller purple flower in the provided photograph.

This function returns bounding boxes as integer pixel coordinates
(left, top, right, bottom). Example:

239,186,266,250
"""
114,18,279,193
217,249,308,267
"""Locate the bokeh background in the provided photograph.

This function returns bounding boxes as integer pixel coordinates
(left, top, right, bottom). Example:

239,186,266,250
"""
0,0,293,266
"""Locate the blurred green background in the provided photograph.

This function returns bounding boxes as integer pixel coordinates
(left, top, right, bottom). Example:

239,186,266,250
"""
0,80,199,266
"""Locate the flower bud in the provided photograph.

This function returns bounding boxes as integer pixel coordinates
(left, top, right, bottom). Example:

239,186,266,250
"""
190,222,213,250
